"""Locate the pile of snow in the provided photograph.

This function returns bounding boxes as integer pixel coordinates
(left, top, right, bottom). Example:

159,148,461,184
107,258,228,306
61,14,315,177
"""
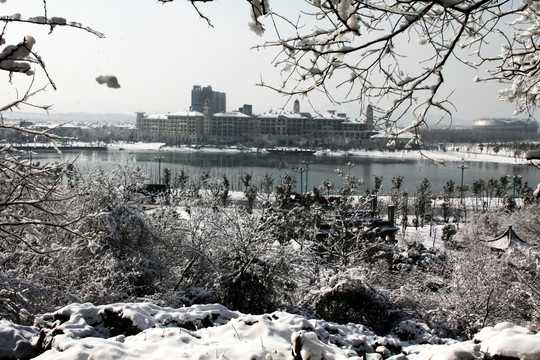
474,322,540,360
0,302,539,360
0,321,41,359
95,75,121,89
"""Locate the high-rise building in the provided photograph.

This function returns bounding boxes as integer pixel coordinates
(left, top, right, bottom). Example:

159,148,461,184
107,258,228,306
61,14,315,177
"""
238,104,253,116
191,85,226,114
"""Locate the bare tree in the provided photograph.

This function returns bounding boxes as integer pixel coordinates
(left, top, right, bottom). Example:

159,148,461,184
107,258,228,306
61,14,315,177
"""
0,2,105,322
1,6,104,91
1,0,105,242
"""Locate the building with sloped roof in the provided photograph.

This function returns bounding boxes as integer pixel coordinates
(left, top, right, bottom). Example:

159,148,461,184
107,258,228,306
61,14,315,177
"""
481,226,534,257
137,100,374,144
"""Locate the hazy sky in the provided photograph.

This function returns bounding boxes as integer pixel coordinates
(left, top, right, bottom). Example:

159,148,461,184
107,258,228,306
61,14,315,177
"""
0,0,520,125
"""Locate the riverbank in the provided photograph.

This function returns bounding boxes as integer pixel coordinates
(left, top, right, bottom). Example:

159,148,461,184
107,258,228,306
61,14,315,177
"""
106,141,531,166
7,140,533,167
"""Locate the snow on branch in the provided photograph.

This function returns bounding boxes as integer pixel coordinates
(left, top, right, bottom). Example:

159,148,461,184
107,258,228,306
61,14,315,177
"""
252,0,539,132
0,3,104,99
96,75,121,89
0,15,105,38
158,0,269,34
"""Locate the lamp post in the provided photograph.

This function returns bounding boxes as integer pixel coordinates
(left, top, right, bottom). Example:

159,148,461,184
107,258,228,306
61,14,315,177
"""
299,166,304,205
154,156,164,184
457,159,468,204
302,161,310,194
512,174,522,201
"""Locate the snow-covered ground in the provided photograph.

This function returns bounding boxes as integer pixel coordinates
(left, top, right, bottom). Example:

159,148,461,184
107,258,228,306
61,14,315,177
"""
321,146,528,165
1,302,539,360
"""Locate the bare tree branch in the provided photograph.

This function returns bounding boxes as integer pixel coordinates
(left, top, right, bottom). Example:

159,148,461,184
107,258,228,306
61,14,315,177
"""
246,0,538,134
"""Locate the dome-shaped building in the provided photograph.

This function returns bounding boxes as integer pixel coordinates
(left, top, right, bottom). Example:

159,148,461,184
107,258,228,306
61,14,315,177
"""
472,118,539,132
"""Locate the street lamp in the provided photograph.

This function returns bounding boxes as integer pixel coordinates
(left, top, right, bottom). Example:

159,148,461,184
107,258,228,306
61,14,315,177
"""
457,159,468,204
297,162,312,205
511,174,522,201
302,161,311,194
299,167,304,194
154,156,164,184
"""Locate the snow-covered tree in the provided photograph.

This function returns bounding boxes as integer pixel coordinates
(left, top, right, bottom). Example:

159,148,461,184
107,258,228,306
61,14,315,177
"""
0,162,161,322
441,180,456,222
0,1,107,246
0,142,82,323
413,178,432,228
0,4,109,322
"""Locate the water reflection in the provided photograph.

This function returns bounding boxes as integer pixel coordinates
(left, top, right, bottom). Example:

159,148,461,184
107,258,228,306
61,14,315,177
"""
29,150,538,195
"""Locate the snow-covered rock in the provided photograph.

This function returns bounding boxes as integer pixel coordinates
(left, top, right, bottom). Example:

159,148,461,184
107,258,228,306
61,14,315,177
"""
0,321,40,359
474,322,540,360
1,303,539,360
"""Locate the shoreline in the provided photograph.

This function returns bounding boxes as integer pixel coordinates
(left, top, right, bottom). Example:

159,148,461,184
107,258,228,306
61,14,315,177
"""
4,141,532,166
108,142,531,166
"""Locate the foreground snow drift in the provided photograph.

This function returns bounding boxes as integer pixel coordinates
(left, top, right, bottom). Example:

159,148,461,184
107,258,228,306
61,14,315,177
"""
1,303,539,360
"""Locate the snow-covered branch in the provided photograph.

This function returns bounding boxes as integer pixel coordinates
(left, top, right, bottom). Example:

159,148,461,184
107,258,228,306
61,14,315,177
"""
250,0,538,132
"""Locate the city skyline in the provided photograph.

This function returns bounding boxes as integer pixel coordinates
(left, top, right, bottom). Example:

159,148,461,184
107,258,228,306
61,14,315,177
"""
0,0,522,127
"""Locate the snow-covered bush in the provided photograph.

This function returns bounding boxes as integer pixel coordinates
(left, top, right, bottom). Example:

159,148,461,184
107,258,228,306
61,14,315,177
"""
441,224,457,242
391,243,447,274
393,319,441,344
203,207,300,313
310,272,399,335
425,237,540,338
144,200,308,313
0,146,80,323
68,166,170,300
0,162,168,322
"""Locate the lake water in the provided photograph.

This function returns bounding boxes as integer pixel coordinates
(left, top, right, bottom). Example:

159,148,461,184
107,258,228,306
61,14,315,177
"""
30,149,539,195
